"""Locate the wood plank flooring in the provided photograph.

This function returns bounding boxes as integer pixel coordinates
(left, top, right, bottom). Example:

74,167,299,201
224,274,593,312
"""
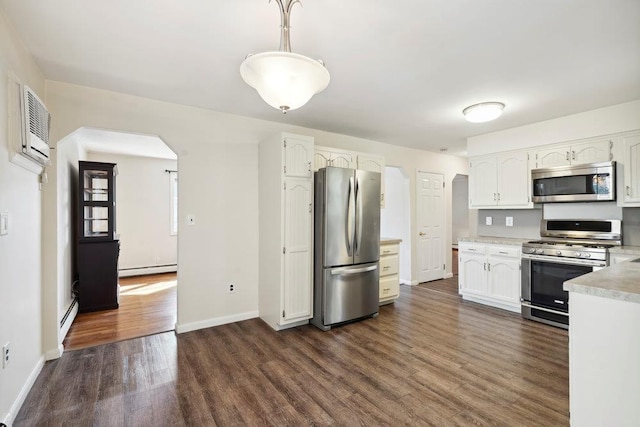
63,273,177,351
17,280,569,426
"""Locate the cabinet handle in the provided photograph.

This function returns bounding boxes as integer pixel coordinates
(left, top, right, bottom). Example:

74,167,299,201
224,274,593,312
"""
483,262,487,271
566,152,570,161
493,193,497,201
383,250,391,254
499,251,508,255
468,248,477,252
572,150,576,160
487,263,491,271
627,185,631,196
383,266,390,271
497,193,500,201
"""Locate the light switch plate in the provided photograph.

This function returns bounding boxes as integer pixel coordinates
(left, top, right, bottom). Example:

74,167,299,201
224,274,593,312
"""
0,212,8,235
485,216,492,226
506,217,514,227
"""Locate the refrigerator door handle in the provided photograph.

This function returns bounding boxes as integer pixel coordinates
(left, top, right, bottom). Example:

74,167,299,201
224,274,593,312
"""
330,264,378,275
346,176,355,256
355,176,363,256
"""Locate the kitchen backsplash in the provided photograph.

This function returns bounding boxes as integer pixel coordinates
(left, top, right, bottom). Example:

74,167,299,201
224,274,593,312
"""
472,204,640,246
475,208,542,239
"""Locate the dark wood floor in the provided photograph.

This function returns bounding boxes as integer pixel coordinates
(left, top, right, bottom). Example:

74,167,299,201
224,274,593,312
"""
16,279,569,426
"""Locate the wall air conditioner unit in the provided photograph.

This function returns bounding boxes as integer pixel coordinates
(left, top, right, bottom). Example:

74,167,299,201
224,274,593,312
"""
20,85,51,166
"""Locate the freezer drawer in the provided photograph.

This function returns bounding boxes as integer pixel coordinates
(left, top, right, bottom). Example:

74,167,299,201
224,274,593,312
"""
322,262,379,326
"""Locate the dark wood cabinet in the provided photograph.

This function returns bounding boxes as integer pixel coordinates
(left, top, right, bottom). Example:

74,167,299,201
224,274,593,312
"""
77,161,120,313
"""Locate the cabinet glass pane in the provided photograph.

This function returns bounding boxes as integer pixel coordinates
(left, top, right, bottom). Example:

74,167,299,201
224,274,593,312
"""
83,170,109,202
83,206,110,237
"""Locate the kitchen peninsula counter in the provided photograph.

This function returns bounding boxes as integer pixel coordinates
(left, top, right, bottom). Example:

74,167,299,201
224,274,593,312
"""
563,256,640,427
564,257,640,303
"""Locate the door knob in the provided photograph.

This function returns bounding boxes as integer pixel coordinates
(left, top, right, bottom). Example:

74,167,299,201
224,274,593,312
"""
419,232,426,236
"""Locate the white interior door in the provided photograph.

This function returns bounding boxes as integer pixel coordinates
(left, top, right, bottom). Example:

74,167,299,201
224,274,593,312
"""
416,171,445,283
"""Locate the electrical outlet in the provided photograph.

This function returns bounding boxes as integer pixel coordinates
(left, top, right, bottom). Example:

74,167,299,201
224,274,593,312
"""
228,283,236,293
186,214,195,226
506,216,514,227
485,216,493,226
2,342,9,369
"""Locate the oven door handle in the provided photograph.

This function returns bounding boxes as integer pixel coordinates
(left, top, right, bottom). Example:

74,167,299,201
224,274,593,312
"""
521,254,605,267
521,302,569,317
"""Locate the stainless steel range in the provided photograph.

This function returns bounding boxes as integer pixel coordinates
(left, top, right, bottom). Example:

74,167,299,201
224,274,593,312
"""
521,219,621,329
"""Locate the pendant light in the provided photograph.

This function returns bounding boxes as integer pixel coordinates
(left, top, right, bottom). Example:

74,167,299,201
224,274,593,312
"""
240,0,330,114
463,102,505,123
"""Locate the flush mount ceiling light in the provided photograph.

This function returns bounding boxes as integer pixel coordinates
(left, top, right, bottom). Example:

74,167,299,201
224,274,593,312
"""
240,0,330,114
463,102,505,123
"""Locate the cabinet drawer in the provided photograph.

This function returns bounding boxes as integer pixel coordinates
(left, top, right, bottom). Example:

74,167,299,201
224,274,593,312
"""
380,243,399,256
459,242,486,254
380,275,399,299
487,245,520,258
380,255,399,277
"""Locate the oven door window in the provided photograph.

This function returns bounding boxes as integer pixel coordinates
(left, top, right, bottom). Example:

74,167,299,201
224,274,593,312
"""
530,260,592,312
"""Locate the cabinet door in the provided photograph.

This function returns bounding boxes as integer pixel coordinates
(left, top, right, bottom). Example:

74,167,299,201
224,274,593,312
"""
536,145,571,168
282,178,313,323
469,156,498,208
380,275,399,300
571,139,612,165
331,152,355,169
459,252,487,296
284,136,313,178
357,154,386,207
487,256,520,305
623,134,640,204
313,149,332,171
497,151,530,207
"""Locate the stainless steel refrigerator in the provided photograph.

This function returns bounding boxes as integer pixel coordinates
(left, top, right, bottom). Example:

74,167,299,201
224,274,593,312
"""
311,167,381,331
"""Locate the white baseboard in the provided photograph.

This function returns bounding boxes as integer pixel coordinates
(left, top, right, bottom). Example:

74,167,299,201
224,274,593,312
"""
400,279,412,286
44,344,64,361
175,310,259,334
410,280,419,286
119,265,177,277
444,272,453,279
2,355,45,426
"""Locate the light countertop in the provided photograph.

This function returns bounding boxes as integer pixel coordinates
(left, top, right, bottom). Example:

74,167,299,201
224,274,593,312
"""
381,237,402,244
609,245,640,256
458,236,531,246
564,258,640,304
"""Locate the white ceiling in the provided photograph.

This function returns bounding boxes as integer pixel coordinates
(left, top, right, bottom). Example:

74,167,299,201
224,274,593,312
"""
2,0,640,157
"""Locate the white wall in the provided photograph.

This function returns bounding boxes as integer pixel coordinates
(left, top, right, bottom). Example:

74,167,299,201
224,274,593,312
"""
381,167,411,284
43,80,469,337
87,152,178,272
467,100,640,156
451,174,469,244
0,10,46,425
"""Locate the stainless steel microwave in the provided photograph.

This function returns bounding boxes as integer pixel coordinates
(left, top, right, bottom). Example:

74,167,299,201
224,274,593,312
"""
531,161,615,203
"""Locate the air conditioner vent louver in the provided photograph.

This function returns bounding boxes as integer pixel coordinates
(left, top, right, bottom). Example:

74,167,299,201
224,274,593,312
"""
26,89,50,145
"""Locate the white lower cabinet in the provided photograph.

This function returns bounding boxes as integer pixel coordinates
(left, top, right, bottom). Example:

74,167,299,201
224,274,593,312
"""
379,240,401,304
459,242,521,313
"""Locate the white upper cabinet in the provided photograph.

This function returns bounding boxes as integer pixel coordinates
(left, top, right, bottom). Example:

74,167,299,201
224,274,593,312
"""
469,150,532,209
284,136,313,178
535,138,613,168
357,153,386,207
313,147,355,171
620,132,640,206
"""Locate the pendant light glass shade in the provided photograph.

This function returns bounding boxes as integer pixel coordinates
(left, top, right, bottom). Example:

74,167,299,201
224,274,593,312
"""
463,102,505,123
241,51,330,113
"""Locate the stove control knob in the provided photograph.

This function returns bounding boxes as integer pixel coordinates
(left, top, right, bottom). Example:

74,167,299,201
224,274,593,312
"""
575,252,583,257
536,249,544,254
584,253,591,258
556,250,562,256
